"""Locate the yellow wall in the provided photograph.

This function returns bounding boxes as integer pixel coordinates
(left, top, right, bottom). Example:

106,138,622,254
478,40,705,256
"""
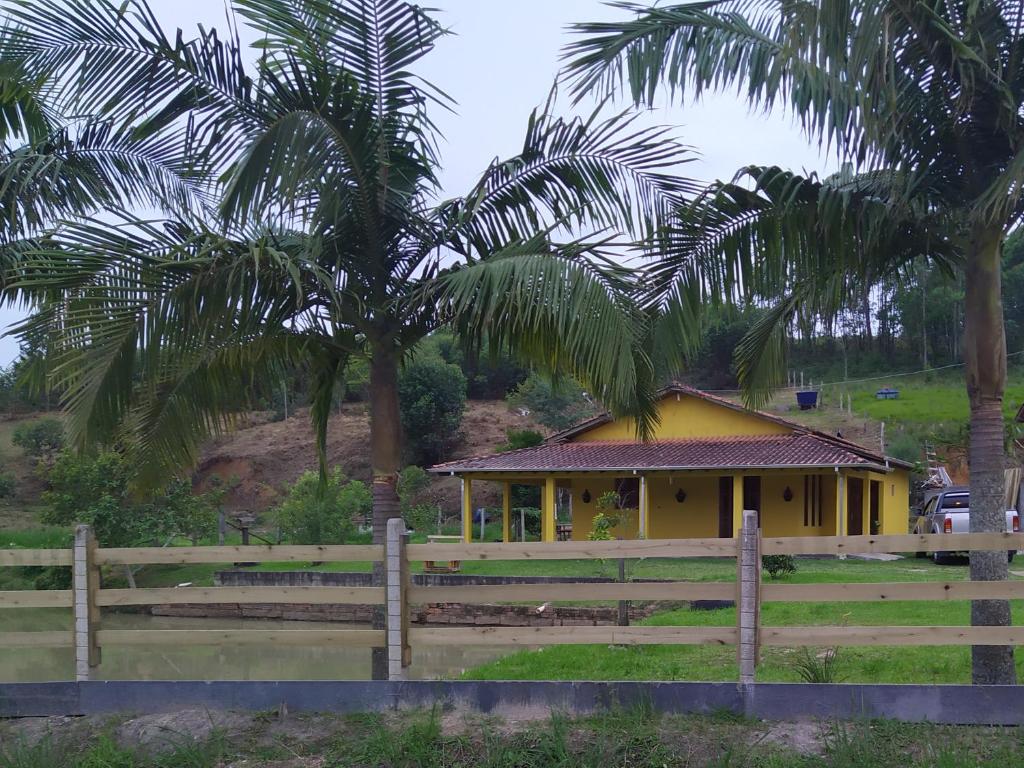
468,467,911,541
565,471,886,540
648,476,720,538
876,469,911,534
574,393,791,442
569,477,641,541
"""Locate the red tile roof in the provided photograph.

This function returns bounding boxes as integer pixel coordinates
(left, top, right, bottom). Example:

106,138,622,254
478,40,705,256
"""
430,433,896,474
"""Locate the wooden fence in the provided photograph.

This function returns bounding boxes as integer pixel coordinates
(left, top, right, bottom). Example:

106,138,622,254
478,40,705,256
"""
4,516,1024,683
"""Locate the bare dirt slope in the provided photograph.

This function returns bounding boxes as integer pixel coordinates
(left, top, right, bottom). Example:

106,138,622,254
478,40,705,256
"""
196,401,546,512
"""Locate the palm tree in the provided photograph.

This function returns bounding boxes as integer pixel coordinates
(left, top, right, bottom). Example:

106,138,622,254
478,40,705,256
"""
3,2,692,547
0,32,202,278
565,0,1024,684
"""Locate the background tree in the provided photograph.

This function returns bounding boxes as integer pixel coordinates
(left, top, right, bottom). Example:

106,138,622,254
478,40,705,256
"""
398,356,467,466
566,0,1024,684
271,468,370,545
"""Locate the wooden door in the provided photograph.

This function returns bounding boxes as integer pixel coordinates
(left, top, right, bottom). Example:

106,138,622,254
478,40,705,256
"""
869,480,881,535
743,475,762,526
718,477,733,538
847,477,864,535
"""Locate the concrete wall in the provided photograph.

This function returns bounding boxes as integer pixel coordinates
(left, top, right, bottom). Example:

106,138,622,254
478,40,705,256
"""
4,681,1024,725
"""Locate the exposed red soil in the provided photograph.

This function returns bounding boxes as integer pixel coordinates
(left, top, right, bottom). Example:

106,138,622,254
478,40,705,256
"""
195,401,546,512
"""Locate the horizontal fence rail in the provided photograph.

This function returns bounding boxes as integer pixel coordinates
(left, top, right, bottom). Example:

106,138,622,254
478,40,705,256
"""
406,537,737,561
95,544,383,565
0,549,72,566
5,523,1024,684
95,586,385,607
762,532,1024,556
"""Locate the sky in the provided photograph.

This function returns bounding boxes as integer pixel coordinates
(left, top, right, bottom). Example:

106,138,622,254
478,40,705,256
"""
0,0,833,365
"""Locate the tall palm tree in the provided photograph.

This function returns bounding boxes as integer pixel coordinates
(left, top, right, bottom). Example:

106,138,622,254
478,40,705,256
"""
565,0,1024,684
3,1,693,539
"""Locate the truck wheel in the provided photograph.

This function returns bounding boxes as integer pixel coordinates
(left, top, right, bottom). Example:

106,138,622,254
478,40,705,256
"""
933,551,949,565
1009,551,1016,564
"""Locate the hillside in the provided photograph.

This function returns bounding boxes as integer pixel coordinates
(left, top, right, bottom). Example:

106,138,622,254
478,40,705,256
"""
195,400,547,512
3,373,1022,527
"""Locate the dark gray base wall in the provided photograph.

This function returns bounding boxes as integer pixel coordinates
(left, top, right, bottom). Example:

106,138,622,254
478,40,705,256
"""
2,681,1023,725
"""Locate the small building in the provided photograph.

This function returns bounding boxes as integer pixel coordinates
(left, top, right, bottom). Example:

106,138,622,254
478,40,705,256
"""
429,385,912,542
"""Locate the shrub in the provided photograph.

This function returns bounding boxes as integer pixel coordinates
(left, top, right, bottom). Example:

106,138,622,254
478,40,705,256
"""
507,373,598,432
587,512,617,542
792,647,844,683
585,490,637,540
398,465,437,532
499,428,544,452
40,451,220,548
762,554,797,579
0,472,14,498
12,418,64,458
272,468,371,545
399,357,467,465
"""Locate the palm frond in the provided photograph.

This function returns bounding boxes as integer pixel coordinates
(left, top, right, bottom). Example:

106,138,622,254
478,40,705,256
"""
7,216,340,483
433,244,659,438
235,0,451,115
442,99,694,255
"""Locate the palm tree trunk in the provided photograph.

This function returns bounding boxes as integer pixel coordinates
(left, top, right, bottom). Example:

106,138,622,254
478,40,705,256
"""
964,223,1016,685
370,344,403,543
368,341,403,681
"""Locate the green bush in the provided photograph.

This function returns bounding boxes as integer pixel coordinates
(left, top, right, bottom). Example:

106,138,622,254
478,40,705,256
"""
762,554,797,579
0,472,14,498
12,418,64,457
507,373,598,432
399,356,467,465
40,451,220,548
272,468,371,545
499,428,544,452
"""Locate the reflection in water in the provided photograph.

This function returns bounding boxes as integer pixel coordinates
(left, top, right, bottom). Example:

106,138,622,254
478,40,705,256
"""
0,609,510,682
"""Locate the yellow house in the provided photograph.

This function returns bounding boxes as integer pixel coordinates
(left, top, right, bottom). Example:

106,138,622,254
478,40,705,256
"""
429,385,912,543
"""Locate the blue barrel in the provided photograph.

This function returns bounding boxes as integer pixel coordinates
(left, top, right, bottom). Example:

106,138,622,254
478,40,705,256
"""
796,390,818,410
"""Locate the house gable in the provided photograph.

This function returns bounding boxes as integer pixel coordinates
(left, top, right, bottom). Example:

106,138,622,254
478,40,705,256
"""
567,390,793,442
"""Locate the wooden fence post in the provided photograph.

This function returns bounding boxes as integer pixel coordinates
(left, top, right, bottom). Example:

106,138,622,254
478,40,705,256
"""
737,510,761,686
73,524,100,681
386,517,410,681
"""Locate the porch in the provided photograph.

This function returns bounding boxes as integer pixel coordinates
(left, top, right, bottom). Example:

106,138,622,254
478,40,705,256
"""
458,469,906,543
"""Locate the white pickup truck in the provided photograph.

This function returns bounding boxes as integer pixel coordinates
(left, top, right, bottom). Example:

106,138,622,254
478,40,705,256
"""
913,486,1019,564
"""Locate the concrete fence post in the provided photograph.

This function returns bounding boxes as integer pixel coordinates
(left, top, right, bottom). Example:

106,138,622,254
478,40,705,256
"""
73,524,100,681
386,518,410,681
737,510,761,687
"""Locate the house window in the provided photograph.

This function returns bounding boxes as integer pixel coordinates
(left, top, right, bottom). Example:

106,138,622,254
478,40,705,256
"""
804,475,823,527
614,477,640,509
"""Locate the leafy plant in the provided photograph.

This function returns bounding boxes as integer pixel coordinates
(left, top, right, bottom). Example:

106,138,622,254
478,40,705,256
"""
508,373,599,432
586,490,637,541
587,511,618,542
272,468,371,545
792,647,844,684
0,472,14,498
499,428,544,452
762,554,797,580
399,356,467,465
12,418,63,458
40,451,220,548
